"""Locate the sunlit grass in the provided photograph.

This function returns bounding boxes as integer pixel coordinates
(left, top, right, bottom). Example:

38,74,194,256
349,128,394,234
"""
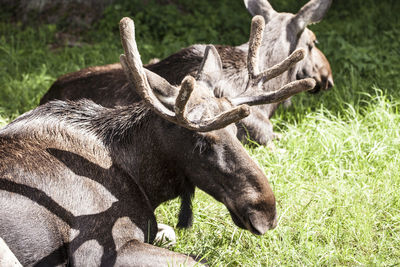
0,114,9,128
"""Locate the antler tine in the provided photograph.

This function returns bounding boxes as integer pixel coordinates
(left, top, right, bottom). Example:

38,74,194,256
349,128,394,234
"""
246,15,305,88
247,15,265,81
230,78,316,106
119,17,177,124
174,76,195,124
175,76,251,132
255,48,306,84
194,104,250,132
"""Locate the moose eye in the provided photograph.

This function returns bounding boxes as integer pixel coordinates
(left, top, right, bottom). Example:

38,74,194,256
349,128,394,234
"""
308,39,318,50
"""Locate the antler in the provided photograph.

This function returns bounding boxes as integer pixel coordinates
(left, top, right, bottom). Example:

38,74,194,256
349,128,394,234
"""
230,78,315,106
119,17,250,132
246,15,306,89
230,15,315,106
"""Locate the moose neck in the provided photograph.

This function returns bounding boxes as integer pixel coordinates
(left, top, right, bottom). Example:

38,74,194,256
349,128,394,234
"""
98,104,190,210
1,100,189,211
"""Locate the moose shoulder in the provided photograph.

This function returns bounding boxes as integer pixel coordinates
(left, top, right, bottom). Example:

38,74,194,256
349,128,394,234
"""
40,0,333,146
0,17,314,266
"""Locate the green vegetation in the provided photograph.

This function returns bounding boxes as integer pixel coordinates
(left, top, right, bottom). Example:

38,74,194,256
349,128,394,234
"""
1,0,399,265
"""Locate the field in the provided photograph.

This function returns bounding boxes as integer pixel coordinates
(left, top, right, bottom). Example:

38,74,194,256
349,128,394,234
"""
1,0,399,265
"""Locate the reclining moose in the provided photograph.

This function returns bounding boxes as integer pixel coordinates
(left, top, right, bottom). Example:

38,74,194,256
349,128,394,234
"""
0,17,315,266
40,0,333,146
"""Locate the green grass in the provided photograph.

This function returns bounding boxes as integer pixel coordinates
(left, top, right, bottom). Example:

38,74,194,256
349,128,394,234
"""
0,114,9,127
1,0,400,265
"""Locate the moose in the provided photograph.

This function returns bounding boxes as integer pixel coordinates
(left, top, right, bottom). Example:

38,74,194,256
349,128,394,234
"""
0,17,315,266
40,0,333,146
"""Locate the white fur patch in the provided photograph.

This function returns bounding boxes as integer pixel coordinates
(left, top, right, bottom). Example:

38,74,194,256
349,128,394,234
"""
154,223,176,247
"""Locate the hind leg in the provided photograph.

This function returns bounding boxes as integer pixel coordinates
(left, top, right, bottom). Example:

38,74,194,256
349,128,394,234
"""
237,108,276,146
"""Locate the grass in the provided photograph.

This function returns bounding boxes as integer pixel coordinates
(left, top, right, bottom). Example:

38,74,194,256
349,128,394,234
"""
1,0,400,265
0,114,9,127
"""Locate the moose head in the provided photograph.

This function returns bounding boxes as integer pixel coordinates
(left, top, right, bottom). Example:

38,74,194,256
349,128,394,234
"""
119,17,315,234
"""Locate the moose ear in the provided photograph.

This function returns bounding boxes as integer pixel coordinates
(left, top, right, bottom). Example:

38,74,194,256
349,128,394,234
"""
292,0,332,33
196,45,223,82
244,0,276,22
144,69,177,108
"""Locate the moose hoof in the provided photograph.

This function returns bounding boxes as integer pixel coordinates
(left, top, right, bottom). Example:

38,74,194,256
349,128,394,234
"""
154,223,176,247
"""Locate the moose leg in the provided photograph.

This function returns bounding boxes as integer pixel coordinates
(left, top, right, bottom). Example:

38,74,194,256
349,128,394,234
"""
109,239,204,267
177,184,195,228
237,107,276,146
